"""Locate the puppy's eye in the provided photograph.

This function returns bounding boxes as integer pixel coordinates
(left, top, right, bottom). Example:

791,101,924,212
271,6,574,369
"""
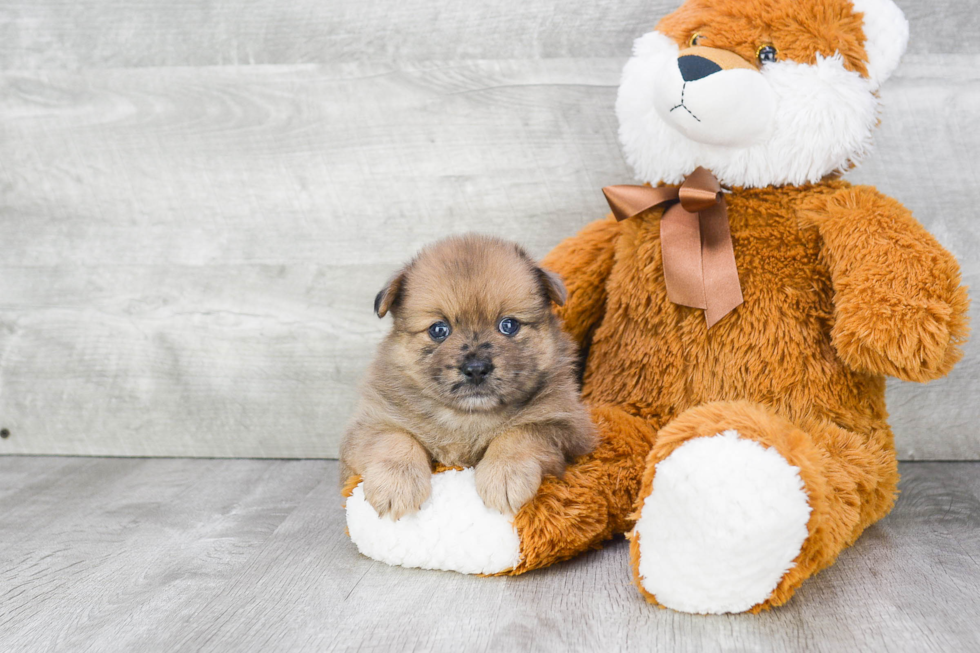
689,33,703,47
428,321,451,342
757,44,777,64
497,317,520,336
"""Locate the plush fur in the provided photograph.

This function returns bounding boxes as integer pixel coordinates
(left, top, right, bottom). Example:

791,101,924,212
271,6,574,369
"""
509,0,969,612
633,430,811,614
345,467,523,575
617,2,888,188
530,179,969,610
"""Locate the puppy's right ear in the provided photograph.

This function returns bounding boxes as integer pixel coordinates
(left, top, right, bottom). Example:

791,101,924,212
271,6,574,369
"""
374,270,407,318
537,267,567,307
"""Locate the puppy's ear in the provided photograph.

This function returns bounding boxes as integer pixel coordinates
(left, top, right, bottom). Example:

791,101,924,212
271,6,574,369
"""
374,269,408,318
537,267,567,307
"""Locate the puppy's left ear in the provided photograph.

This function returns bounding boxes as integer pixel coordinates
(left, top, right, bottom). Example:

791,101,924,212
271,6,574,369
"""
374,269,408,318
537,267,567,307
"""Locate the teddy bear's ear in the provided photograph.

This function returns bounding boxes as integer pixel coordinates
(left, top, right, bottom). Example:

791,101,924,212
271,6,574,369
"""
851,0,909,91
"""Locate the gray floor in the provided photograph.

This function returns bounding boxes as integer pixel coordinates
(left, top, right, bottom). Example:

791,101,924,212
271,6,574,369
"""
0,458,978,652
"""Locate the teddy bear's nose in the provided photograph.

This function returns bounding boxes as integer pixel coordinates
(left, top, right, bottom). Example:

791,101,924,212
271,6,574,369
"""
678,55,722,82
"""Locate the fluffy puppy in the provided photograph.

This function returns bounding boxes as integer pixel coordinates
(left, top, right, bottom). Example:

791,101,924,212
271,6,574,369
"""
340,234,596,519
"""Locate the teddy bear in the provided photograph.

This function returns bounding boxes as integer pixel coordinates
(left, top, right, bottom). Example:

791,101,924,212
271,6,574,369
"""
344,0,970,614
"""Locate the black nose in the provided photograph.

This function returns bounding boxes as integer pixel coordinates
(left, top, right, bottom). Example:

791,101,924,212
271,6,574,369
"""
677,55,722,82
460,358,494,384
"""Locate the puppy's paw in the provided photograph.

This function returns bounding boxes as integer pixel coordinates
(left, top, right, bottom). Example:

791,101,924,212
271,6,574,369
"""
362,461,432,521
475,457,543,515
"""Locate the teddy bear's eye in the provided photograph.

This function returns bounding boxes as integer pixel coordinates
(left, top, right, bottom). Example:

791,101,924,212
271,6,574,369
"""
689,33,704,47
757,45,778,64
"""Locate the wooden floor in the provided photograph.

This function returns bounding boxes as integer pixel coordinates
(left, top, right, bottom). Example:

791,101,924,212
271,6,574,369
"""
0,459,978,652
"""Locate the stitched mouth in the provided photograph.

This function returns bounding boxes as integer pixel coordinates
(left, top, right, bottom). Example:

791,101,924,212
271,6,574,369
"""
669,82,701,122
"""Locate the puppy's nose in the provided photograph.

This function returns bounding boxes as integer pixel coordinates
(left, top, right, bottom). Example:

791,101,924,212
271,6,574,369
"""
677,55,722,82
460,358,494,384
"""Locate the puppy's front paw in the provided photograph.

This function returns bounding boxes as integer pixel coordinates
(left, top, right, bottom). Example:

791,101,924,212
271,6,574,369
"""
362,461,432,521
475,457,542,515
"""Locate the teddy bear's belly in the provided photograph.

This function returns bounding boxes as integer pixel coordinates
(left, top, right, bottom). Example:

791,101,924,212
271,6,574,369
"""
582,224,886,429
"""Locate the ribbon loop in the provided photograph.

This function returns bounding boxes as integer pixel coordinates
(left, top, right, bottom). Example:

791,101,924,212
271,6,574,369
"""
678,166,722,213
601,167,743,328
602,184,678,223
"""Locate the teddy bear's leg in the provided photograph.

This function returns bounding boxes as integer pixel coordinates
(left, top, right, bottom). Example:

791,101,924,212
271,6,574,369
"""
629,400,897,614
507,403,660,573
344,403,658,575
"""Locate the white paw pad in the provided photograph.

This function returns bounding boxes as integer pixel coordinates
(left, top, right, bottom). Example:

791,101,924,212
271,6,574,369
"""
634,431,811,614
346,467,522,575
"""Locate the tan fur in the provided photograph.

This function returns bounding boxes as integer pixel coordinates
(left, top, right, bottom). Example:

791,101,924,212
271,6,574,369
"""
341,234,596,519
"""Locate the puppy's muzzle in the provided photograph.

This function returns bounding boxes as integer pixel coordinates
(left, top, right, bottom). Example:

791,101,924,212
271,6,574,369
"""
460,356,494,385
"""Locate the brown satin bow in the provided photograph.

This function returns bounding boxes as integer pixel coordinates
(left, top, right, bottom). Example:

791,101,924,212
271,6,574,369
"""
602,167,743,328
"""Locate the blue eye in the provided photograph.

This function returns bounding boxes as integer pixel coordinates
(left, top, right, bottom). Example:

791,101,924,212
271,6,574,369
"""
497,317,520,336
428,321,451,342
757,45,777,64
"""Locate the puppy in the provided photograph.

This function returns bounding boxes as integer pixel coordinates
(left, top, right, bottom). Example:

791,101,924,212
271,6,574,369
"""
340,234,596,520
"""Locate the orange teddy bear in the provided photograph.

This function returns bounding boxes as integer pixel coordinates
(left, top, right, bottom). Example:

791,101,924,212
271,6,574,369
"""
345,0,970,614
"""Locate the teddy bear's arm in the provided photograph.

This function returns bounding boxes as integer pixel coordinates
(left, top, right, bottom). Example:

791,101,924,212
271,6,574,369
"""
541,216,622,347
802,185,970,383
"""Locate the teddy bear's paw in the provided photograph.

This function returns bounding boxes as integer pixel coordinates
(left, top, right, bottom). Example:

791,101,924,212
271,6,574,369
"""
346,467,522,574
633,431,811,614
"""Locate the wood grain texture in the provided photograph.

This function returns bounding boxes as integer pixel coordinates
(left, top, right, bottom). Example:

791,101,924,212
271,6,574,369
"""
1,52,978,459
0,458,978,652
0,0,975,70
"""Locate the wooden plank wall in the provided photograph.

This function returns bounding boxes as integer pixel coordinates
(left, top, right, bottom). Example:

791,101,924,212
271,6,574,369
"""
0,0,977,459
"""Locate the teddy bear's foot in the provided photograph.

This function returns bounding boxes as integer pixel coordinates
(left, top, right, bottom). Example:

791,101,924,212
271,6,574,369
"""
345,467,522,574
631,430,811,614
630,400,900,613
344,404,659,575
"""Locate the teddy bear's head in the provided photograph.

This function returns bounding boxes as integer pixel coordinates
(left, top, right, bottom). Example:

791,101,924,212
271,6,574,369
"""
616,0,909,188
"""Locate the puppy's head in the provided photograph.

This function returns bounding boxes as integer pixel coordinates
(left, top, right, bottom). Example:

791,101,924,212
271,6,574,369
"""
375,234,567,413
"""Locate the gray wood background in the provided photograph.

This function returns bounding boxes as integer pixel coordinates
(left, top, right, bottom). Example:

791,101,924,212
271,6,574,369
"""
0,0,977,459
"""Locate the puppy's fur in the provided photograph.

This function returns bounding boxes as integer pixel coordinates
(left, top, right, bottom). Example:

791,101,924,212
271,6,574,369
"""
340,234,596,519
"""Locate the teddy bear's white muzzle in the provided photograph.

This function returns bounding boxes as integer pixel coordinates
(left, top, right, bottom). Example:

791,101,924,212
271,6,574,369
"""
653,61,775,147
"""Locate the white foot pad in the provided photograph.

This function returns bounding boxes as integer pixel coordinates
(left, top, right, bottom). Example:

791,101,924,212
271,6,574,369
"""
346,467,522,575
634,431,811,614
